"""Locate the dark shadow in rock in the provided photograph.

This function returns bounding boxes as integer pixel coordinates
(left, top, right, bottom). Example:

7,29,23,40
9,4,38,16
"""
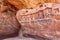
23,33,51,40
0,24,21,39
0,30,18,39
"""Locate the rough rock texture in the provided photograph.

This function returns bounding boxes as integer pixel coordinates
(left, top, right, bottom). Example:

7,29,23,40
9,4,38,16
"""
7,0,40,9
0,11,20,39
0,0,60,40
7,0,58,9
7,0,25,9
0,0,7,12
19,0,40,8
0,0,18,13
16,3,60,40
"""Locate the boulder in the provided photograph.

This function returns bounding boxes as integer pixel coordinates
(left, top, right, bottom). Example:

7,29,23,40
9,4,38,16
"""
0,11,20,38
16,4,60,40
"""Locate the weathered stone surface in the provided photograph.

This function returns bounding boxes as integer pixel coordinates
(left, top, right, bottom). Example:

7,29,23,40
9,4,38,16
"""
16,3,60,40
7,0,58,9
0,1,7,13
0,11,20,37
17,17,60,40
0,0,17,13
7,0,25,9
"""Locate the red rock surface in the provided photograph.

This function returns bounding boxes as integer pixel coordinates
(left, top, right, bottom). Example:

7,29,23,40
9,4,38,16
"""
0,11,20,37
16,3,60,40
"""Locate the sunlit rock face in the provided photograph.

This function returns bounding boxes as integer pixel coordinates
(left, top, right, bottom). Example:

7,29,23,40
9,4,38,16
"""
7,0,58,9
16,3,60,40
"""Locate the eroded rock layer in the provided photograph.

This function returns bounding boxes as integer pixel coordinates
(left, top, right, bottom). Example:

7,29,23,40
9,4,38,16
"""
0,11,20,37
16,3,60,40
